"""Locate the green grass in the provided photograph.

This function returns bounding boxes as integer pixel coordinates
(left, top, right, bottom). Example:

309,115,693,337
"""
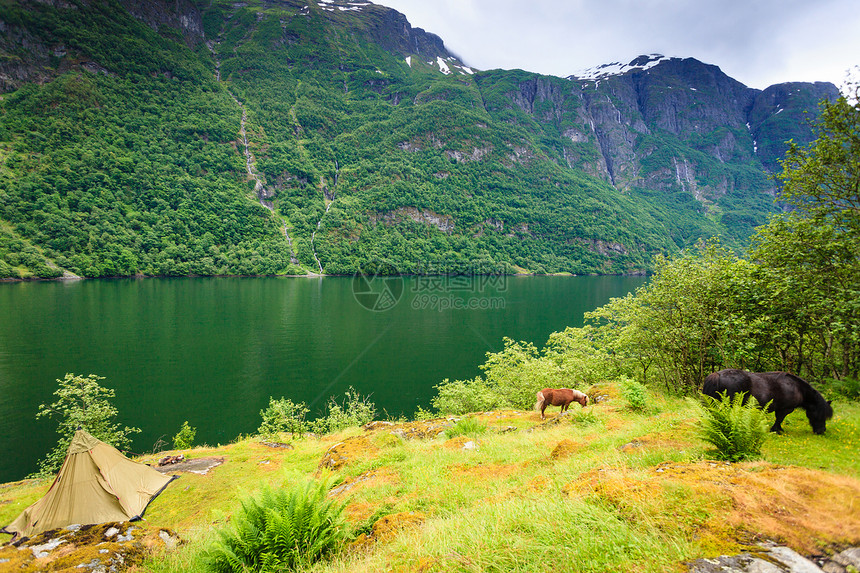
4,388,859,573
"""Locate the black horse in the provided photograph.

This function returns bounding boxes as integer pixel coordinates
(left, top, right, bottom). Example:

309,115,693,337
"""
702,369,833,435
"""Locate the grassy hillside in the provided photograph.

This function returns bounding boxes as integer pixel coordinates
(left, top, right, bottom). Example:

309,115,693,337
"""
0,0,830,279
2,383,859,572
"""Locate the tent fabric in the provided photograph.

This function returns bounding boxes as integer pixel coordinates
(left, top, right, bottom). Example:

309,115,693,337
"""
2,430,177,539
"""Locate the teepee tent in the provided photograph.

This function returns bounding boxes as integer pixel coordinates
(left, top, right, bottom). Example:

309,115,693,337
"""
2,429,177,539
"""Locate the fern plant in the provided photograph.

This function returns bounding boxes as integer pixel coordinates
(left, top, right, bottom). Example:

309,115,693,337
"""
204,479,347,572
698,392,770,462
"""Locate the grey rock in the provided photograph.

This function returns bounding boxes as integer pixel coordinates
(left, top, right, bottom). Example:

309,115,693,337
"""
832,548,860,569
104,527,119,538
30,537,65,559
748,558,785,573
768,546,824,573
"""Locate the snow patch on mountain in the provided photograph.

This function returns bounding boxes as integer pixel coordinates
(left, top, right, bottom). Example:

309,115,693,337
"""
568,54,672,82
317,0,369,12
437,56,451,75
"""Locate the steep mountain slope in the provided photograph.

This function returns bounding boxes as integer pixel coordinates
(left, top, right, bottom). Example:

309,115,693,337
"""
0,0,839,278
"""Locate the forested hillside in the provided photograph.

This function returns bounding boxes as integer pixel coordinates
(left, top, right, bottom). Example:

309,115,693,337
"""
0,0,839,278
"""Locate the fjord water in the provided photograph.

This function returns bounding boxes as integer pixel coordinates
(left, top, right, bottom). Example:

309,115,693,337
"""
0,276,645,482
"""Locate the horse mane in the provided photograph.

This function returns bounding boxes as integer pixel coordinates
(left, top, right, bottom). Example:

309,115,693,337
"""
784,372,833,419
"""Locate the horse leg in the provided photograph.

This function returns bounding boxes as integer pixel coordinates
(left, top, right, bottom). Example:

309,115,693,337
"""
771,410,788,434
540,403,548,420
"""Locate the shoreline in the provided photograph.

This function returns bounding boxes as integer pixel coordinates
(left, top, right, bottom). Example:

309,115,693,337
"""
0,269,649,283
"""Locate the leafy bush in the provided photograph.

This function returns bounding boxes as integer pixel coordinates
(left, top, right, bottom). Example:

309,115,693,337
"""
310,387,376,434
257,397,309,440
431,338,564,415
33,373,140,477
619,376,649,412
827,377,860,400
204,479,347,573
698,392,770,462
172,421,197,450
431,377,499,416
446,417,487,439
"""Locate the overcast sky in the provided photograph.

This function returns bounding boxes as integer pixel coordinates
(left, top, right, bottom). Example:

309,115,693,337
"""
373,0,860,90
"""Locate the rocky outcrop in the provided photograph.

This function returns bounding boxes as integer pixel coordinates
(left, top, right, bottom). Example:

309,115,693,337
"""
118,0,204,45
372,207,455,233
688,544,860,573
0,522,181,572
361,4,456,62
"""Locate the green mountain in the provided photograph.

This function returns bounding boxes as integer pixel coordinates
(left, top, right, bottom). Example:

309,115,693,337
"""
0,0,839,278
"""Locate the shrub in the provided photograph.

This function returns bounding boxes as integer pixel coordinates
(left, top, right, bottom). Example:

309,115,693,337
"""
698,392,770,462
446,417,487,439
204,479,347,573
431,377,499,415
257,397,309,439
619,376,649,412
310,387,376,434
172,421,196,450
827,377,860,400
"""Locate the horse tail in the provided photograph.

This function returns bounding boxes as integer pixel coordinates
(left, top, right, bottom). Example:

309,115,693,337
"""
534,390,546,412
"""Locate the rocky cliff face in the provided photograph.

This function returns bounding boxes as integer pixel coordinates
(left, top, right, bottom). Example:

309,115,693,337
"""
0,0,204,93
499,55,837,199
575,56,836,187
747,81,841,173
362,5,453,62
118,0,204,44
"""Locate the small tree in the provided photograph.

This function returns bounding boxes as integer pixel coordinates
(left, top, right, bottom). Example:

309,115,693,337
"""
777,80,860,235
257,397,309,440
172,420,197,450
34,373,140,477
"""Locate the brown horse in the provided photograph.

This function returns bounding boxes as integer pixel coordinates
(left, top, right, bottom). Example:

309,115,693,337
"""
535,388,588,420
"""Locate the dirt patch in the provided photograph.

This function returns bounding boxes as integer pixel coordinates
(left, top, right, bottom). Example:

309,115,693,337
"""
563,461,860,555
319,436,378,471
153,456,224,475
550,439,584,460
618,431,697,454
331,467,400,498
524,475,552,493
350,511,425,550
446,462,518,481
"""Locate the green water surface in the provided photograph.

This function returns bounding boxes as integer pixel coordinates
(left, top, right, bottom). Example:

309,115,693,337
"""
0,275,645,481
